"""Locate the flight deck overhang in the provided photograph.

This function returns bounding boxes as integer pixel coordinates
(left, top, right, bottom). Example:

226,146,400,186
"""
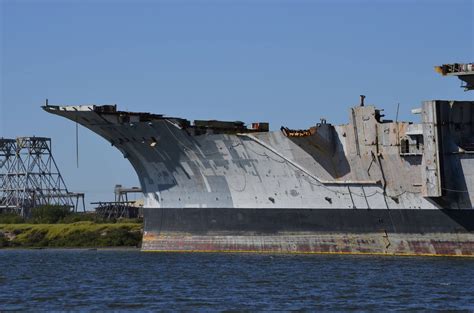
435,63,474,91
42,104,269,134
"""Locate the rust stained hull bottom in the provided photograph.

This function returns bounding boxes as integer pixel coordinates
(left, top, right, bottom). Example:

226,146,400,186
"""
142,208,474,256
141,233,474,256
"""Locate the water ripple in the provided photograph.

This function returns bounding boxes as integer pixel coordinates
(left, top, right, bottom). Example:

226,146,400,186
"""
0,250,473,311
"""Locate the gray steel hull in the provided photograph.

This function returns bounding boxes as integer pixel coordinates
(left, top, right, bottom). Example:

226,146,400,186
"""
43,100,474,256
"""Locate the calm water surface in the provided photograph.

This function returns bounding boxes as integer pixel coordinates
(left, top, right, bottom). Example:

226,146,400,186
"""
0,250,473,311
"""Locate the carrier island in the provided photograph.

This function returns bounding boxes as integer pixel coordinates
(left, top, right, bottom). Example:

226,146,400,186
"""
43,63,474,256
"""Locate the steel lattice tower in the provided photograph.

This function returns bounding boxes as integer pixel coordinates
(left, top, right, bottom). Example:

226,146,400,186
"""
0,137,84,216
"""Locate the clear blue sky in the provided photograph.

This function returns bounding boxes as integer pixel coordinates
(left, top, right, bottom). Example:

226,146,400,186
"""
1,0,473,208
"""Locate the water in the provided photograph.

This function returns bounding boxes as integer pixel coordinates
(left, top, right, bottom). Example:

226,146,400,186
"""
0,250,473,311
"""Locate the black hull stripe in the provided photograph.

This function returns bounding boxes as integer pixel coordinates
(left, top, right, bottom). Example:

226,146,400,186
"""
144,208,474,234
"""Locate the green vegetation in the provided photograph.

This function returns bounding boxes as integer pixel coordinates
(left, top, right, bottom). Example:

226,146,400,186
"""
0,205,143,225
0,222,142,248
0,213,25,224
0,206,143,248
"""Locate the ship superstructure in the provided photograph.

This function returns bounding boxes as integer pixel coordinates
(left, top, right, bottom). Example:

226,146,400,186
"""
43,64,474,256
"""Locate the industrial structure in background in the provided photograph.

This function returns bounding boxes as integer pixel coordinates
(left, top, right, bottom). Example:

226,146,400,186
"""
0,137,85,216
93,185,143,219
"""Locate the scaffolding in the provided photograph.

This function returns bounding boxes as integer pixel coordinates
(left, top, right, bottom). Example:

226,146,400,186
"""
92,185,143,219
92,201,141,219
0,137,85,216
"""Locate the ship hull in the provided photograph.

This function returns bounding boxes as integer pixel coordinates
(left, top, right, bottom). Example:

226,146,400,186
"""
142,208,474,256
42,100,474,256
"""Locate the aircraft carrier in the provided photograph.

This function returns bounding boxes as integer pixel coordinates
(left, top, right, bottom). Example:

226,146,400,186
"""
44,63,474,256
